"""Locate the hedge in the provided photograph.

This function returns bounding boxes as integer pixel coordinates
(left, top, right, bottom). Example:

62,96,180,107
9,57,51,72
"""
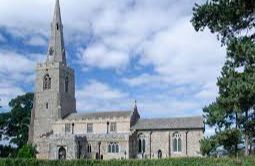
0,157,254,166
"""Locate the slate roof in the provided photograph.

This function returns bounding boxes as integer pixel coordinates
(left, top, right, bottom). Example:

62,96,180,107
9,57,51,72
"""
131,116,204,130
65,111,133,120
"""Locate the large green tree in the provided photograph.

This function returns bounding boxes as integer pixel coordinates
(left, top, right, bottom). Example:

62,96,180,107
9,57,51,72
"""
0,93,34,150
191,0,255,156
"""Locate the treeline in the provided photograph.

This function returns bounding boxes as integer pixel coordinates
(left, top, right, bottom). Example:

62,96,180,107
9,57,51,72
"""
191,0,255,156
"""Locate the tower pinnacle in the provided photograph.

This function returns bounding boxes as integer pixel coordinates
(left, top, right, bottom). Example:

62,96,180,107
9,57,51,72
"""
47,0,66,65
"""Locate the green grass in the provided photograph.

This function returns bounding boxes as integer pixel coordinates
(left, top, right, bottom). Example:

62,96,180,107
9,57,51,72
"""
0,157,254,166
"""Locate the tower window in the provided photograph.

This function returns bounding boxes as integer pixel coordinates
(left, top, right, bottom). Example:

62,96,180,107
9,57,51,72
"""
46,103,49,109
43,74,51,90
65,76,69,93
56,23,59,30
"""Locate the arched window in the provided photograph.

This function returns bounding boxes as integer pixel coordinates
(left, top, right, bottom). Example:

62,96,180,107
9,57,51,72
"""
108,144,111,153
43,74,51,90
116,144,119,153
142,139,146,153
65,76,69,93
58,146,66,159
173,132,182,152
87,144,92,153
112,143,115,153
108,142,119,153
138,136,146,153
138,139,142,153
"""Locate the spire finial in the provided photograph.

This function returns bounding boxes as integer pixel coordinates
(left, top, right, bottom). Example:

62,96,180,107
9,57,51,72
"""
134,100,138,110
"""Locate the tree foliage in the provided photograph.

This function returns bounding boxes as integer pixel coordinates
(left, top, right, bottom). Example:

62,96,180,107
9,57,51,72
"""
192,0,255,156
17,144,37,158
0,93,34,150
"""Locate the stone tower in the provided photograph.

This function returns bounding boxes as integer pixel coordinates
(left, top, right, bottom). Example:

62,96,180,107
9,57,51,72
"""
29,0,76,152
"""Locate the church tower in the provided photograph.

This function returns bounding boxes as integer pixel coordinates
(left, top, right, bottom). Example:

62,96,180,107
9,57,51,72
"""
29,0,76,147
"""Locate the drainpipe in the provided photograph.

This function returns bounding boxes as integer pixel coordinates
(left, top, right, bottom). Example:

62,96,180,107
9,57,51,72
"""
186,131,188,156
169,132,171,157
150,131,152,159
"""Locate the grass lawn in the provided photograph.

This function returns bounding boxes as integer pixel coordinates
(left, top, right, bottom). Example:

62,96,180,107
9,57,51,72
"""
0,157,254,166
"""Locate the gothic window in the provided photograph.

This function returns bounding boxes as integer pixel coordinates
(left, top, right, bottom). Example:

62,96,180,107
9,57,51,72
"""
43,74,51,90
87,144,92,153
56,23,59,30
142,139,146,153
65,123,71,133
173,132,182,152
65,76,69,93
138,139,142,153
87,123,93,133
110,122,116,132
108,142,119,153
138,137,146,153
46,103,49,109
58,146,66,159
108,144,111,153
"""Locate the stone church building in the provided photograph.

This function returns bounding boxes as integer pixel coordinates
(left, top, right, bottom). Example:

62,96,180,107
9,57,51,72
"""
28,0,204,160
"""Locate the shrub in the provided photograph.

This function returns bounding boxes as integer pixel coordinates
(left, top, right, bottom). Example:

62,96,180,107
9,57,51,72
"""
17,144,37,158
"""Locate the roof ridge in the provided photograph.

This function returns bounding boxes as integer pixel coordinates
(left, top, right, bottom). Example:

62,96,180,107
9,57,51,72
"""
140,116,203,121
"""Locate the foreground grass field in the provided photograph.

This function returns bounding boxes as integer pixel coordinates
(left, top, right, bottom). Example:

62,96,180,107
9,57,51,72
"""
0,157,255,166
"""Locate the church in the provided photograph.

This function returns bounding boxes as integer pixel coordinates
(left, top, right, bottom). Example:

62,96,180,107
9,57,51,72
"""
28,0,204,160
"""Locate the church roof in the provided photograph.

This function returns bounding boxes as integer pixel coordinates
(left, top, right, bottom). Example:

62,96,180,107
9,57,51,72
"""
131,116,204,130
65,111,133,120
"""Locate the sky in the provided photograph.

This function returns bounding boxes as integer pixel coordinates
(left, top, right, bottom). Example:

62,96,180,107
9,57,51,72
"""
0,0,225,135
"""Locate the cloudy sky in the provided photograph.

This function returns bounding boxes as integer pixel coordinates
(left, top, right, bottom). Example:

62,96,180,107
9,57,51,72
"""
0,0,225,134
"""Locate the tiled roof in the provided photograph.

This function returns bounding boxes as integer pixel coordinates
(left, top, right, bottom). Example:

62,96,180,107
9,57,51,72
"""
65,111,133,120
131,116,204,130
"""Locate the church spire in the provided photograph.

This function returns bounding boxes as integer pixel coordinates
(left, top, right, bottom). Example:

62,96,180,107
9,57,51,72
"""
47,0,66,65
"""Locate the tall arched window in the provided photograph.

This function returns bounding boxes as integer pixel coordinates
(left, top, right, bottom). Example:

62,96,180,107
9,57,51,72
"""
173,132,182,152
142,139,146,153
65,76,69,93
87,144,92,153
43,74,51,90
138,139,142,153
138,137,146,153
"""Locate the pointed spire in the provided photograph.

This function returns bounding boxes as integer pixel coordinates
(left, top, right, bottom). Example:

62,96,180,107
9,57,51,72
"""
47,0,66,65
134,100,138,111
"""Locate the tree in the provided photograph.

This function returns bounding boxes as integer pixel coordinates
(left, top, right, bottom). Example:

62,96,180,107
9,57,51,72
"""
191,0,255,156
200,137,217,156
0,93,34,149
17,144,37,158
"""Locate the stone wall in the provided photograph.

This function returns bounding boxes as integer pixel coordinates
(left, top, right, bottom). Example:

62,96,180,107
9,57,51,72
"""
134,129,203,159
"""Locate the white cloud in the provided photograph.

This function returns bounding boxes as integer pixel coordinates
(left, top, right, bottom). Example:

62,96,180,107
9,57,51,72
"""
76,80,130,112
77,44,129,69
0,50,45,109
0,82,24,108
25,35,47,46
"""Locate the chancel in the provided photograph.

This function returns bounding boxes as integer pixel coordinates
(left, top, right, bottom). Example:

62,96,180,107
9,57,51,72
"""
28,0,204,160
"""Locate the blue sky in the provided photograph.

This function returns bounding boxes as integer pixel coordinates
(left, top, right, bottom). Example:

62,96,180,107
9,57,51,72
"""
0,0,225,135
